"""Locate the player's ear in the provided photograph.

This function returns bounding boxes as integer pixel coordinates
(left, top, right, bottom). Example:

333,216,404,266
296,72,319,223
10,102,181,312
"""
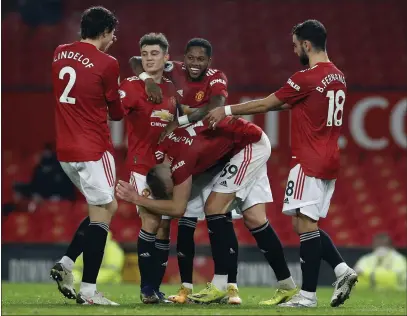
303,40,312,52
207,57,212,67
164,53,170,63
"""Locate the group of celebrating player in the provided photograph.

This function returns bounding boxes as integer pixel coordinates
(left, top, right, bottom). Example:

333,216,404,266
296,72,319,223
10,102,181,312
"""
50,6,358,308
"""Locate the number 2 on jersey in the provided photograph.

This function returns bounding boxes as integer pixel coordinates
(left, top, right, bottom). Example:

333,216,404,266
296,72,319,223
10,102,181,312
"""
326,89,345,126
59,66,76,104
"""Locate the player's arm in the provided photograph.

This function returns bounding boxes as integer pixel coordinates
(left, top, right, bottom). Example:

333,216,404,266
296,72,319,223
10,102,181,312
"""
116,177,191,218
206,73,305,127
104,59,124,121
128,56,162,104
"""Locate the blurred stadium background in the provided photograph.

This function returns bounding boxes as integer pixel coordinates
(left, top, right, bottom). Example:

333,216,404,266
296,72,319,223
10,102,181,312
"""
1,0,406,288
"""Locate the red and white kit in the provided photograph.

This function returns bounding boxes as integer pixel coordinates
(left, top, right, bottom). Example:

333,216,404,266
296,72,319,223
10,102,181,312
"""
52,41,122,205
157,117,273,218
275,62,347,220
119,76,177,216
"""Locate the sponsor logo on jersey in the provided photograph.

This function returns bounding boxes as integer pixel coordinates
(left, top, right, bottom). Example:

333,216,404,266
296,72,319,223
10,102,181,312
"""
195,91,205,102
118,89,126,98
210,78,226,86
177,89,183,97
171,160,185,172
287,78,300,91
142,188,151,197
151,109,174,122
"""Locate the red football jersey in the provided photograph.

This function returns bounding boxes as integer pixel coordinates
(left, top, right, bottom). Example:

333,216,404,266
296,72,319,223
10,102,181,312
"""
275,62,347,179
119,76,177,175
156,118,262,185
164,61,228,109
52,41,122,162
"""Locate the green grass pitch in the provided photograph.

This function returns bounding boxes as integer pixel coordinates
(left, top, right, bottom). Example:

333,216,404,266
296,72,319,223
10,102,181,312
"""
2,283,406,315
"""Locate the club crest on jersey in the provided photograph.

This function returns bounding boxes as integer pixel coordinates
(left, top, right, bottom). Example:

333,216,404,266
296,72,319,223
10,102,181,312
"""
151,109,174,122
142,188,151,197
195,91,205,102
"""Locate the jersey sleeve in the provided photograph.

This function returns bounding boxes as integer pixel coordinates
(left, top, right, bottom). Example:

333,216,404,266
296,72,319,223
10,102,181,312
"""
208,71,228,98
171,154,196,186
118,79,140,115
103,58,120,102
274,71,310,105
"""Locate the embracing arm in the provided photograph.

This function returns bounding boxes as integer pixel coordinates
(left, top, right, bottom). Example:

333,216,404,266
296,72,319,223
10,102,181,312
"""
128,56,163,103
180,95,225,125
129,56,144,77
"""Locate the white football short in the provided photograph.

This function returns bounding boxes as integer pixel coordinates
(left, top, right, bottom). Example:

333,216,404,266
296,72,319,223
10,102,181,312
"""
211,132,273,210
130,171,171,220
60,151,115,205
282,163,336,221
185,165,243,220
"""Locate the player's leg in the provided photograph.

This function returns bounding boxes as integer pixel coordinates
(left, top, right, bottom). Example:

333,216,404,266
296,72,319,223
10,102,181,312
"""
224,211,240,305
56,152,119,305
317,180,357,307
130,172,161,304
167,216,197,303
189,133,272,304
170,167,223,303
242,204,297,305
50,162,83,299
278,165,322,307
197,191,236,302
78,152,119,305
279,167,356,308
154,217,172,303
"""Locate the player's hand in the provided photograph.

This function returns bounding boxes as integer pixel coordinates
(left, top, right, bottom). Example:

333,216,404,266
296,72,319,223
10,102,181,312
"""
145,78,163,104
159,120,178,143
205,107,226,129
104,35,117,52
116,180,140,204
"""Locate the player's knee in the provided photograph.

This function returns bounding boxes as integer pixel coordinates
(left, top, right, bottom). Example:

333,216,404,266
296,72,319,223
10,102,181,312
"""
243,207,267,230
204,193,234,216
140,212,161,234
296,211,318,234
291,216,300,234
156,219,171,239
105,198,118,216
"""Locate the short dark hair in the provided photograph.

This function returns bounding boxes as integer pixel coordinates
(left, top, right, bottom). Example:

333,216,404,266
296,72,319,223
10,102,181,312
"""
146,166,169,199
292,19,327,51
139,33,169,53
185,38,212,57
80,6,118,40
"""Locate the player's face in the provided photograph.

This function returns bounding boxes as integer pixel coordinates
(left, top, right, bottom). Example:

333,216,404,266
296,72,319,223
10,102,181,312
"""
141,45,169,74
184,46,211,80
292,34,310,66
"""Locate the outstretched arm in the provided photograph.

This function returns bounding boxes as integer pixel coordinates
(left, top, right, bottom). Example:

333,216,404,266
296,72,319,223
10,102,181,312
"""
205,93,286,128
